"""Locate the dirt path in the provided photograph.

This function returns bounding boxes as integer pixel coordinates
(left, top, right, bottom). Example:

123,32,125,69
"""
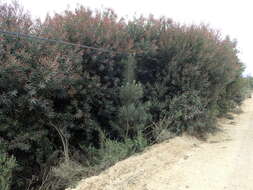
68,98,253,190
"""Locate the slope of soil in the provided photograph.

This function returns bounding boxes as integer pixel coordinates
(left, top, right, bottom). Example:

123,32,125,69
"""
67,98,253,190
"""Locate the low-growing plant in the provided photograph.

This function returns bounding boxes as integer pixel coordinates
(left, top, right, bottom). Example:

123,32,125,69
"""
0,147,16,190
150,117,175,143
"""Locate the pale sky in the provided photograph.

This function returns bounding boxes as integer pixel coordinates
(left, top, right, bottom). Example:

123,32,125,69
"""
16,0,253,75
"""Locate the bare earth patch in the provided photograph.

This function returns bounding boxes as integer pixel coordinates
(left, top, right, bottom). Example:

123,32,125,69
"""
67,98,253,190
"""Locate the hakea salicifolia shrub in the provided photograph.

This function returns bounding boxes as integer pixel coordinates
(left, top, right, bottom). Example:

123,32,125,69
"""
0,2,245,190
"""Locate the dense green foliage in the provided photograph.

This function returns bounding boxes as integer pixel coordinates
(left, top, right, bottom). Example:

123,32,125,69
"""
0,146,16,190
0,2,249,189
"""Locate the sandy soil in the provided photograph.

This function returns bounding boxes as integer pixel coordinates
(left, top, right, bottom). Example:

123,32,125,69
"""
67,97,253,190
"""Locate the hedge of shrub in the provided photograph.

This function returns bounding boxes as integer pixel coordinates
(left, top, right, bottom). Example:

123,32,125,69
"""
0,2,249,190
